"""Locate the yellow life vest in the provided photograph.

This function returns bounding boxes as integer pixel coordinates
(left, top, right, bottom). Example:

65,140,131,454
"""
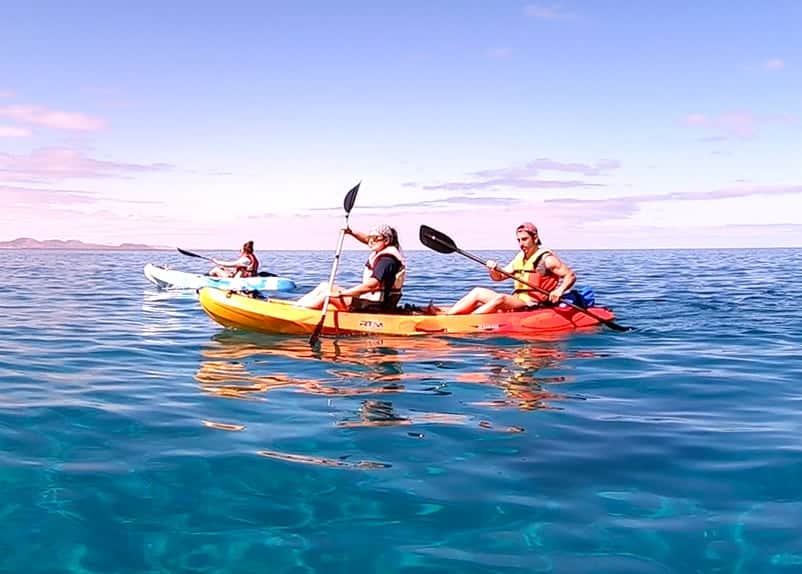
509,247,558,303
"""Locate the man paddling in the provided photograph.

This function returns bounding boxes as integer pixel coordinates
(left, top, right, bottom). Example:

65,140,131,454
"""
446,222,576,315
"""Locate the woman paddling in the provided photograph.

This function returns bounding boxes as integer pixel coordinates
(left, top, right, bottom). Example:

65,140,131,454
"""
296,224,405,312
208,240,260,278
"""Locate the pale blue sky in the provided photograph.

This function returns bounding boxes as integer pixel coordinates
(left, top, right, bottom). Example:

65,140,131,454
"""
1,1,800,249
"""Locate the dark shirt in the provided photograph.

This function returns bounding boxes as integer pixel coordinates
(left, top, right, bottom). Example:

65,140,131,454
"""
370,255,402,297
351,254,403,312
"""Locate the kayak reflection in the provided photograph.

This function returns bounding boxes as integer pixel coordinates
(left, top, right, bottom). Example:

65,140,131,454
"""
194,331,604,469
196,330,594,413
456,345,587,411
336,399,525,434
196,331,437,399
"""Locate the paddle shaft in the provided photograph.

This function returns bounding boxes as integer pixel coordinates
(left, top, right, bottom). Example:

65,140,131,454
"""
311,219,349,339
310,182,361,344
177,247,215,263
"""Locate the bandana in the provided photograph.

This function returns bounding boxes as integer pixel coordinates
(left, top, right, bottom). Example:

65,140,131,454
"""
368,224,394,241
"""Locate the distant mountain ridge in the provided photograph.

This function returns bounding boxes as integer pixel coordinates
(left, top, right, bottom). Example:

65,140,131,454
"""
0,237,168,250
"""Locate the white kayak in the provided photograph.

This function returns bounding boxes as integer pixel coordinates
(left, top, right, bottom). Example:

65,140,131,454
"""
143,263,297,292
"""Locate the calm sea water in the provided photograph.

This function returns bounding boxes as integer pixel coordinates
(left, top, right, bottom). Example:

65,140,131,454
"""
2,247,801,573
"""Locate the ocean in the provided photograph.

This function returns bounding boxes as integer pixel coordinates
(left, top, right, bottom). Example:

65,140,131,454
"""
1,247,801,573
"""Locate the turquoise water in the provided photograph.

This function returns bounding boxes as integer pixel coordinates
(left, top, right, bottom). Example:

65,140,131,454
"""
2,247,801,573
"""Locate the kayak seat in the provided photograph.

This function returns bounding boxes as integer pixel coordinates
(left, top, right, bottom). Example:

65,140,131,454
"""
386,291,403,308
347,291,404,314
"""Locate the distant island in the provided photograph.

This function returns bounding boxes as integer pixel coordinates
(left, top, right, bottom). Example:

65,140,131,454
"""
0,237,169,250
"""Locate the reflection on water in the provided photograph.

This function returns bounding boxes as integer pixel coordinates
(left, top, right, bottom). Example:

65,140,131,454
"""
196,330,598,465
139,288,199,339
456,345,580,411
336,399,526,434
256,449,391,470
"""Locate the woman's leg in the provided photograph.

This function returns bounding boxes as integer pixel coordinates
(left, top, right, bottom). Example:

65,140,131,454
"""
445,287,499,315
295,281,329,307
208,266,230,277
296,282,349,309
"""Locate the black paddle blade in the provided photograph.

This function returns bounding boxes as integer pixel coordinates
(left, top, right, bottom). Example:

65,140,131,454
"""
604,319,633,332
309,319,324,346
419,225,457,254
343,182,360,213
177,247,202,258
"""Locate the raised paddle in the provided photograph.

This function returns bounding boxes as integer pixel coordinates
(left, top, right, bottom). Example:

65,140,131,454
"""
309,182,361,345
418,225,632,332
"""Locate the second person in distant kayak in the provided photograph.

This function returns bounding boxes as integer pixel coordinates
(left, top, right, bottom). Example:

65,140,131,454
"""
208,240,260,278
446,222,576,314
296,224,406,312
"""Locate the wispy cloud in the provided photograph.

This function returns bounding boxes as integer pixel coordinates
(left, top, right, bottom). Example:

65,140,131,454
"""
660,184,802,202
685,111,760,139
0,104,105,131
765,58,785,70
404,158,620,193
542,184,802,212
0,184,99,206
0,125,31,137
0,147,172,184
523,4,575,20
473,158,620,179
375,183,802,217
423,178,602,191
1,184,164,209
686,110,798,140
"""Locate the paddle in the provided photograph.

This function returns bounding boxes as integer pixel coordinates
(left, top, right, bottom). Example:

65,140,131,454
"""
419,225,632,332
177,247,215,263
177,247,277,277
309,182,361,345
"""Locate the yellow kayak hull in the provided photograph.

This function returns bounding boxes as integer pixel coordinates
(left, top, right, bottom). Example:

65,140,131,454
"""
198,287,617,338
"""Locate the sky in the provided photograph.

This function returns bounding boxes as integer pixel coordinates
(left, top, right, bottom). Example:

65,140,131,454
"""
1,1,801,250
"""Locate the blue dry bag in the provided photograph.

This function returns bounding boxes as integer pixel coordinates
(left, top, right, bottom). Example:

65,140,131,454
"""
563,286,595,308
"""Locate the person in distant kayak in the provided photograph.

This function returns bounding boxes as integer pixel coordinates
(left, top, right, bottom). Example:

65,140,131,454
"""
208,240,260,278
445,222,575,315
296,224,406,312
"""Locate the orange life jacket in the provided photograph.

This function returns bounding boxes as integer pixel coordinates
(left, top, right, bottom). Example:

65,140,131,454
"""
510,247,558,303
236,253,259,277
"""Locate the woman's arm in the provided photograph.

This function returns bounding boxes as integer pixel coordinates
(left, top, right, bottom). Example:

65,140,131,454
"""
212,255,249,267
344,227,369,245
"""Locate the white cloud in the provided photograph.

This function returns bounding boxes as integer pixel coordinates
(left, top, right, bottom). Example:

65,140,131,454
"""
523,4,574,19
0,125,31,137
0,104,105,131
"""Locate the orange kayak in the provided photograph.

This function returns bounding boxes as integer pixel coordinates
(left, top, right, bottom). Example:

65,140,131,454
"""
198,287,617,337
